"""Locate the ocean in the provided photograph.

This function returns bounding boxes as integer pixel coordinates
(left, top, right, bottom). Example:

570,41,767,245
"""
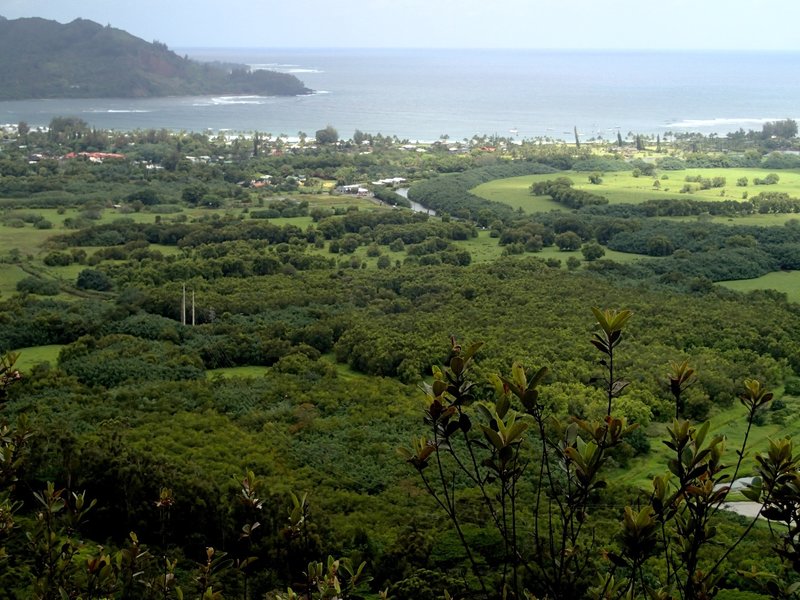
1,48,798,141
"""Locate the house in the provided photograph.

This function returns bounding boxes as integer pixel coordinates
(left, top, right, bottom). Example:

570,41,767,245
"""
338,184,370,196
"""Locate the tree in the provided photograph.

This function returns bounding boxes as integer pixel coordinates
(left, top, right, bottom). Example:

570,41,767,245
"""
315,125,339,145
126,188,162,206
16,276,60,296
646,235,674,256
566,256,581,271
581,241,605,261
48,116,90,143
76,269,112,291
762,118,798,139
181,183,208,205
554,231,582,251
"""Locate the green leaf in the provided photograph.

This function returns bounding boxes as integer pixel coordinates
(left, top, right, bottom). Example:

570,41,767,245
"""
742,477,762,502
512,362,527,391
461,341,484,362
450,356,465,376
459,413,472,433
591,306,610,332
481,425,504,450
506,421,528,444
496,394,510,419
522,389,539,411
694,421,710,449
529,366,548,388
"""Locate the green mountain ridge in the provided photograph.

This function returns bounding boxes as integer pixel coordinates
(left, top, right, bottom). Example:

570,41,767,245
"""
0,16,312,100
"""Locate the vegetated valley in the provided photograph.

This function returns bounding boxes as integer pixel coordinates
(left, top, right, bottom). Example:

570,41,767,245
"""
2,120,800,599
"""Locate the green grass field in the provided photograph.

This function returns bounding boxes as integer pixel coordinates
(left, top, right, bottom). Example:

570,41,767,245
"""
206,355,365,380
665,213,800,226
473,168,800,213
718,271,800,302
206,365,271,379
455,229,504,262
0,264,30,297
11,344,64,373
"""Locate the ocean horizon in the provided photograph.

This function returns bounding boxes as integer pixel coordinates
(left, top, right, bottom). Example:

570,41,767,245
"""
1,48,798,141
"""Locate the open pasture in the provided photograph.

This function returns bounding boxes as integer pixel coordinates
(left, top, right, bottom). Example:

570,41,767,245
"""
718,270,800,303
473,168,800,213
665,213,800,226
0,264,30,296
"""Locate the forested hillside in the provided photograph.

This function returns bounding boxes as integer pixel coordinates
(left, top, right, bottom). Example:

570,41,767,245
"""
0,16,310,99
3,123,800,598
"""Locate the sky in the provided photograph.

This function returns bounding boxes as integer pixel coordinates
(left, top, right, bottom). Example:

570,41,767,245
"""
1,0,799,50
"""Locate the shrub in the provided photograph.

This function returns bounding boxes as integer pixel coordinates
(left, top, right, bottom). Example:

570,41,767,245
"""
76,269,112,291
43,252,73,266
581,242,605,261
555,231,582,251
588,172,603,184
784,377,800,396
16,276,60,295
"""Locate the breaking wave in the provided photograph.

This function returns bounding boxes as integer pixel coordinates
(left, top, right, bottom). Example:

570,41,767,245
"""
84,109,152,113
666,117,789,128
248,63,323,74
209,96,268,106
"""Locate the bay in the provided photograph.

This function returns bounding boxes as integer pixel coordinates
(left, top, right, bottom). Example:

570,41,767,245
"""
1,48,798,141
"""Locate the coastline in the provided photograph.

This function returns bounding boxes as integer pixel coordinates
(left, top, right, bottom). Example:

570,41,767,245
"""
2,48,799,139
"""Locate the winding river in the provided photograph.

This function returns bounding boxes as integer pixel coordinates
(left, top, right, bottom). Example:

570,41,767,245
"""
395,187,435,216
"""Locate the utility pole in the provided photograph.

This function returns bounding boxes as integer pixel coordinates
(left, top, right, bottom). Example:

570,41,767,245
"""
181,284,186,326
192,290,196,326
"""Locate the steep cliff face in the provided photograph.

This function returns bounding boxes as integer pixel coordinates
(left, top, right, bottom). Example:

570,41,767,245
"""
0,16,311,99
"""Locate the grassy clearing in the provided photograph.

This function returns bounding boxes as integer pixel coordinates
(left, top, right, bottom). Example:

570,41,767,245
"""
665,213,800,227
0,264,29,296
455,229,503,263
718,271,800,303
537,245,653,266
472,176,562,213
206,356,365,381
322,354,370,380
473,168,800,213
0,222,67,258
38,263,85,281
206,366,271,379
11,345,64,372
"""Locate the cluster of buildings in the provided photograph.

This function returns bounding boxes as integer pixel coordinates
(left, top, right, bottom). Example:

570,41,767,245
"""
337,177,407,197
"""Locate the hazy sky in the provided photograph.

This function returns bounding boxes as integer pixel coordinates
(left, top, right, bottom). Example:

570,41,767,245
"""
1,0,799,50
